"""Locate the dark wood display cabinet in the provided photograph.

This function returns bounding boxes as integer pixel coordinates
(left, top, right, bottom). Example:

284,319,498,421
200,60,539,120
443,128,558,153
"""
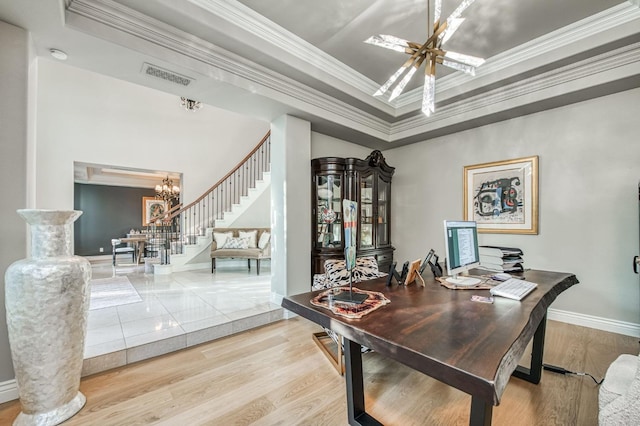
311,150,395,276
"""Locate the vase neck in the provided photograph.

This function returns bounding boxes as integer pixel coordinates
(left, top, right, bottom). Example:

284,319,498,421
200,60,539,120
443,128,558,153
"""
16,210,82,259
30,224,72,258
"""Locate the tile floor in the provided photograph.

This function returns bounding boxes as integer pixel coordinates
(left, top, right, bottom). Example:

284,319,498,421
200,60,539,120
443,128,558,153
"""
83,259,282,376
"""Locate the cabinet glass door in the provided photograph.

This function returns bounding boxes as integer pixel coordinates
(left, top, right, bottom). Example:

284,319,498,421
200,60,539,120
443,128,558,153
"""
360,175,374,248
377,176,390,246
315,174,342,249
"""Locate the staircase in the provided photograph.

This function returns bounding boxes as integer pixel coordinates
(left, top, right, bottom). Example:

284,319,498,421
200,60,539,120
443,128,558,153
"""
213,171,271,228
151,131,271,274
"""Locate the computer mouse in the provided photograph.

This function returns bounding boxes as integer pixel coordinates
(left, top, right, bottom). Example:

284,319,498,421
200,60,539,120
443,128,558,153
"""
493,273,512,281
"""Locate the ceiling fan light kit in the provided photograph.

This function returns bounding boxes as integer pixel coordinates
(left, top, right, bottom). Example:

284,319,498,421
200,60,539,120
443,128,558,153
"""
365,0,485,117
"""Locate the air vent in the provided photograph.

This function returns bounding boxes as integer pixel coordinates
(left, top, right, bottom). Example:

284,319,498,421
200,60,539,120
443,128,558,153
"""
141,63,193,86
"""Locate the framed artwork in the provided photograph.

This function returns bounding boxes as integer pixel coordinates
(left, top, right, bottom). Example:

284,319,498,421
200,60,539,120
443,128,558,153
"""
142,197,167,226
463,156,538,234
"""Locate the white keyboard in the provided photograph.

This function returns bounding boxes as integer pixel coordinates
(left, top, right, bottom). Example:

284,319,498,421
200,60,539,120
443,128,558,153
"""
490,278,537,301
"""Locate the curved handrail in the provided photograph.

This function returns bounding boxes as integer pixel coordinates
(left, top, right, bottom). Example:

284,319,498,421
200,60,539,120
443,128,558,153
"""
149,203,183,225
168,130,271,221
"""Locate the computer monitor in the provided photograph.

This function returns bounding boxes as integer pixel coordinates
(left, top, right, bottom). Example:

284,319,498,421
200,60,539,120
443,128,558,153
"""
443,220,481,286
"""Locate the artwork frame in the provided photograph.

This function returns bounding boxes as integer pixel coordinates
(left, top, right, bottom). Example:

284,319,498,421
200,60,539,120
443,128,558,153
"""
463,156,538,234
142,197,167,226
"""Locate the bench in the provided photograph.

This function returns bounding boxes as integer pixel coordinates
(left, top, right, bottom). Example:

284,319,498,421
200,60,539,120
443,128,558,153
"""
210,228,271,275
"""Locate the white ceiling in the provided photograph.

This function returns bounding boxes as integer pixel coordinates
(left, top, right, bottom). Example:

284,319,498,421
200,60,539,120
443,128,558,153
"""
1,0,639,149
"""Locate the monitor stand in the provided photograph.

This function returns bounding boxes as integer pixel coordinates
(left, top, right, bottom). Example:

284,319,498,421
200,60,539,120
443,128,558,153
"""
445,274,481,286
333,290,368,304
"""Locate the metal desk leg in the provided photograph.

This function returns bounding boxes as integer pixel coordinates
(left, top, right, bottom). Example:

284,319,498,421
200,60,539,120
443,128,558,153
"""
470,397,493,426
343,338,382,426
512,313,547,384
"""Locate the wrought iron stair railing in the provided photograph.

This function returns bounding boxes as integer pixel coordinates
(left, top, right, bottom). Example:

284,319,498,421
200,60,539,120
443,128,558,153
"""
148,131,271,262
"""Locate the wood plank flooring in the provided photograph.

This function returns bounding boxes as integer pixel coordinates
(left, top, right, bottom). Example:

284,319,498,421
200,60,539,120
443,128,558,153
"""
0,317,637,425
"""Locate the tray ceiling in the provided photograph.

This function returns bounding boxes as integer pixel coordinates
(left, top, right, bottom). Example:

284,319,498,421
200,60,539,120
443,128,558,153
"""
1,0,638,148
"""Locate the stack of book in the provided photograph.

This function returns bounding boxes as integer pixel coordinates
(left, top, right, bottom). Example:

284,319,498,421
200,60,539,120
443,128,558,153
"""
478,246,524,273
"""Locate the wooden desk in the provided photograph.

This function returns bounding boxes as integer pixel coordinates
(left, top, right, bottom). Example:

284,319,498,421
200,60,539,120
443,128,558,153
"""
281,269,578,425
119,236,148,264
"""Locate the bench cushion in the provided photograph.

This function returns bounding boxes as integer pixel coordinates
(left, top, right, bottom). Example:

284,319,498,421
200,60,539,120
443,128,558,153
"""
212,248,265,259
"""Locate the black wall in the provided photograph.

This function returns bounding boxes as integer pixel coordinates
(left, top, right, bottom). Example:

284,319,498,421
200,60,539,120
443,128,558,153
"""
74,183,156,256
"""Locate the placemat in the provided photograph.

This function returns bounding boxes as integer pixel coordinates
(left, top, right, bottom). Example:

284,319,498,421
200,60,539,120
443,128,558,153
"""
311,287,390,319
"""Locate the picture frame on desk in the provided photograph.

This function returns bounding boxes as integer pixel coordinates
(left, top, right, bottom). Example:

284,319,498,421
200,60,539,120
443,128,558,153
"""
463,156,538,234
142,197,167,227
404,259,425,286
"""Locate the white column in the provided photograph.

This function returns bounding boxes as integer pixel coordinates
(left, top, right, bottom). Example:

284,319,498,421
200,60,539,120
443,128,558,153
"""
270,115,311,301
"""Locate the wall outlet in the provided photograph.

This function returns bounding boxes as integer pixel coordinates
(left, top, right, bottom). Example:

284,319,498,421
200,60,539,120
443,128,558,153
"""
99,247,104,253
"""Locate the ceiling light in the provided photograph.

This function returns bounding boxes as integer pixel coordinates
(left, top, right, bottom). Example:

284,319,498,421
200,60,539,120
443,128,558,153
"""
180,97,202,112
155,176,180,202
49,49,67,61
365,0,484,117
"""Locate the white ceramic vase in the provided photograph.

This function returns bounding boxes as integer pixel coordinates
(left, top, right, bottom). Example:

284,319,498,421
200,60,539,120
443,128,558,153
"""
4,210,92,426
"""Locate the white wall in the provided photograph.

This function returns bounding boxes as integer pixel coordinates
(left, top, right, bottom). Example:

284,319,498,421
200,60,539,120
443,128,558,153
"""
384,88,640,329
34,59,270,210
226,187,271,228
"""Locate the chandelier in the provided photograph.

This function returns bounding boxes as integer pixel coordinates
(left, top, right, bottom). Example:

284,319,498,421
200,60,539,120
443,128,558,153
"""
155,176,180,202
365,0,484,117
180,97,202,112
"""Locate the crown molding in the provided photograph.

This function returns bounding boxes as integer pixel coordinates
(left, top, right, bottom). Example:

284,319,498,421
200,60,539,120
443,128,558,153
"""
193,1,640,117
391,41,640,139
66,0,390,138
395,2,640,112
187,0,393,114
65,0,639,146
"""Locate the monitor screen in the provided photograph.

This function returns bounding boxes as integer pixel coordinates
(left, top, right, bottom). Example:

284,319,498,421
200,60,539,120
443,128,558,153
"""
443,220,481,286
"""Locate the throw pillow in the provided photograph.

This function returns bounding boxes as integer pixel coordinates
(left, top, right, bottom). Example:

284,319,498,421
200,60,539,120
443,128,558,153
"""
353,256,381,281
221,236,250,249
324,259,351,286
324,256,384,285
213,231,232,248
239,230,258,248
258,231,271,249
312,273,328,291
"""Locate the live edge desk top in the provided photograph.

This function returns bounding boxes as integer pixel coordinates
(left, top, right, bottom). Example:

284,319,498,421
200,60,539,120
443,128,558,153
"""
281,269,578,426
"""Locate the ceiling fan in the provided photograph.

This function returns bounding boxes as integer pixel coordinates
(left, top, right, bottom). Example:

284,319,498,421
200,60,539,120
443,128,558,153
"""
365,0,485,117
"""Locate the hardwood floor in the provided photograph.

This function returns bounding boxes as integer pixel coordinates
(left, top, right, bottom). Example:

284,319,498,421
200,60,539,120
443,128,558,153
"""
0,318,637,425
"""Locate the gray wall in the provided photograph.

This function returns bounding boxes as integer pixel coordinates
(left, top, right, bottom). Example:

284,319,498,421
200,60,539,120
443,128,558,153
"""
74,183,156,255
384,88,640,326
311,132,373,159
0,21,29,382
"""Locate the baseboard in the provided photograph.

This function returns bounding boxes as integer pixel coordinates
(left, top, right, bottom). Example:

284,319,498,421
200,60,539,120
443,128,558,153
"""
548,308,640,338
270,291,283,306
0,379,18,404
